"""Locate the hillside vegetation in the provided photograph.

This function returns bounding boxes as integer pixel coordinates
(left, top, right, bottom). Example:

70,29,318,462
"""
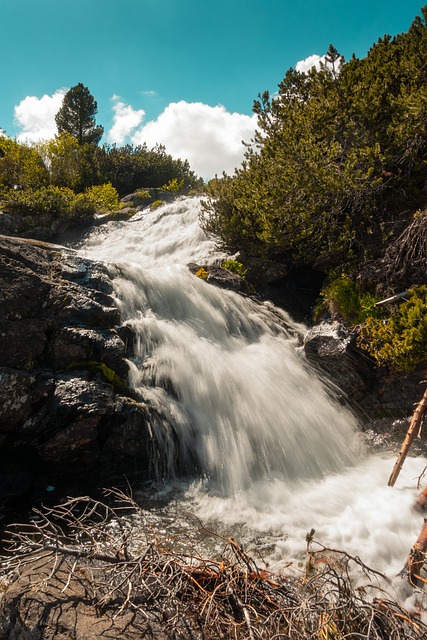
202,7,427,371
0,133,202,225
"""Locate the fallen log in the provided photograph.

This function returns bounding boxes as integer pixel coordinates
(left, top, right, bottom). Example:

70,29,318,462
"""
388,386,427,487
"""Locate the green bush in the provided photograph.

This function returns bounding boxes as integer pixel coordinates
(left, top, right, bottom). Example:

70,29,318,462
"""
134,189,152,200
151,199,164,210
358,286,427,370
4,185,75,218
84,183,120,212
69,192,97,217
316,274,379,324
221,259,248,279
162,178,184,192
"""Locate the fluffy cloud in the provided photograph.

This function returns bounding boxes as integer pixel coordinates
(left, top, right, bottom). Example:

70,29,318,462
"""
14,89,66,142
295,54,326,73
131,101,258,179
108,97,145,145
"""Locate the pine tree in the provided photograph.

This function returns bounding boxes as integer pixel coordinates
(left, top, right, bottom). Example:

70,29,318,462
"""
55,83,104,145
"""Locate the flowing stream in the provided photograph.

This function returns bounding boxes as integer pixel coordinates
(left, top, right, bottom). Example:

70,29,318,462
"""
78,196,426,594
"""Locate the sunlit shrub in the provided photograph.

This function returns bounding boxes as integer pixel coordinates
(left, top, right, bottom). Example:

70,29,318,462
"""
316,273,379,323
162,178,184,192
221,259,248,279
151,199,164,209
69,192,97,217
84,183,120,212
4,185,75,218
134,189,152,199
358,286,427,370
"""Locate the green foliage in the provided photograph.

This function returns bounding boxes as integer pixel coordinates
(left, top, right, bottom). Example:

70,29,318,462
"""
201,7,427,277
68,192,97,217
55,83,104,145
2,183,118,220
134,189,152,199
150,199,164,209
0,137,49,189
101,143,202,197
221,259,248,279
39,132,84,191
358,286,427,370
162,178,184,192
84,183,120,212
316,274,380,324
4,185,75,219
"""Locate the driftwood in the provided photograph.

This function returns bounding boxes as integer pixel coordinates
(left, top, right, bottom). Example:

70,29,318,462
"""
375,291,409,306
388,386,427,487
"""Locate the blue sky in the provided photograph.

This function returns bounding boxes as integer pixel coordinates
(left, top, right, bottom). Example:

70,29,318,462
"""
1,0,424,178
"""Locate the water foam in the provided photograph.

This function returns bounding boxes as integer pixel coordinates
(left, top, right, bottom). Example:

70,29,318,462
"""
79,196,426,580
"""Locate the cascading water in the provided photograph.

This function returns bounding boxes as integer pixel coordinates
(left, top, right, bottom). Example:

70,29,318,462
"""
78,196,426,584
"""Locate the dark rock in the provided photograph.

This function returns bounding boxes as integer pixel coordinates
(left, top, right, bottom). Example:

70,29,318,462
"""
0,235,158,511
188,263,248,293
48,326,128,377
207,265,246,291
0,320,47,369
0,369,39,431
0,212,23,234
303,321,427,423
304,321,374,411
50,374,116,419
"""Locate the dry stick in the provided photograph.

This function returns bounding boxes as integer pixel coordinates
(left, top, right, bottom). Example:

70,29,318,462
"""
388,386,427,487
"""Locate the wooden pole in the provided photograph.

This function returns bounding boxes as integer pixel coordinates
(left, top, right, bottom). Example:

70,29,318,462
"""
388,386,427,487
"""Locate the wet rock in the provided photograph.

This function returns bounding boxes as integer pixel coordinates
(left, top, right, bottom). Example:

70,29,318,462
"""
0,235,157,510
0,369,39,432
303,321,427,422
303,321,373,409
188,263,248,293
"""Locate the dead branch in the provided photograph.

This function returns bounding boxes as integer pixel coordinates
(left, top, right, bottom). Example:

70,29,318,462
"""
1,490,427,639
375,291,409,306
388,386,427,487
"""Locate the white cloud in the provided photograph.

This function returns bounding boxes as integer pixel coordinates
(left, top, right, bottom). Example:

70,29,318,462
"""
295,54,326,74
108,97,145,145
131,101,258,179
14,89,66,143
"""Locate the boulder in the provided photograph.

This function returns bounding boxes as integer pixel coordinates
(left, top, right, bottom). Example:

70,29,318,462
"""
187,263,248,293
303,320,427,423
0,235,169,515
303,321,374,411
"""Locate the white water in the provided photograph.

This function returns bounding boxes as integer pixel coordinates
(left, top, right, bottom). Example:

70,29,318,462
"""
79,196,426,588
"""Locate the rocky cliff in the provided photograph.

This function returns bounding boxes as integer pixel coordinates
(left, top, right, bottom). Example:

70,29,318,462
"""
0,235,169,516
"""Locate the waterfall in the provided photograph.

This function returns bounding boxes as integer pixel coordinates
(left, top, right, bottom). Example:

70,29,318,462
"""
78,196,425,579
80,197,361,494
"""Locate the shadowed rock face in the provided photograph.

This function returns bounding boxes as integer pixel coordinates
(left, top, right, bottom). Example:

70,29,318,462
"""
0,235,166,514
303,320,427,424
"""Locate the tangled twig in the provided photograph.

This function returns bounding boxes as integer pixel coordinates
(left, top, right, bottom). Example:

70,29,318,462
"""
1,489,426,639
